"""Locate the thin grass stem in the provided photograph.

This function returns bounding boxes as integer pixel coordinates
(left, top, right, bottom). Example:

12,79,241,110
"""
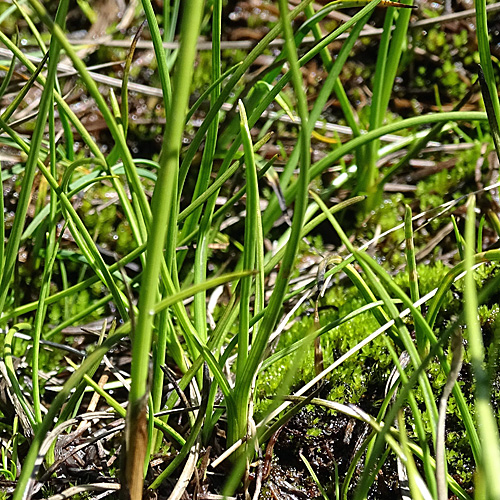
464,196,500,499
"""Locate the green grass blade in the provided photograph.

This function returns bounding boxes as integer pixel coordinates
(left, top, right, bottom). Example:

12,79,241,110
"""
301,453,330,500
260,300,385,372
178,0,316,191
0,30,145,248
0,35,17,100
0,149,3,277
451,214,466,260
263,111,487,234
185,62,241,123
236,101,260,381
3,324,36,430
140,0,171,111
478,66,500,160
149,366,210,488
361,0,413,201
475,0,500,126
0,50,49,122
27,0,150,236
62,358,185,445
0,0,68,315
361,5,394,192
13,0,76,162
0,116,130,320
31,99,60,424
188,0,223,348
353,327,451,499
353,252,438,494
380,80,479,188
354,251,440,420
426,249,500,329
11,331,126,500
0,244,145,325
177,133,272,224
305,4,361,138
124,3,208,484
355,243,481,469
397,410,428,500
310,111,486,187
13,0,46,51
230,0,312,449
404,204,425,353
464,196,500,499
121,21,145,135
257,3,381,234
436,330,463,500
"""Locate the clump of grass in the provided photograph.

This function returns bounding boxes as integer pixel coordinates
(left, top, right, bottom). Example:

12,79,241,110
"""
1,0,500,498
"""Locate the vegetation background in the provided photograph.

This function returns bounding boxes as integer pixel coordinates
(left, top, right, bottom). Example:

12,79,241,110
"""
1,0,500,498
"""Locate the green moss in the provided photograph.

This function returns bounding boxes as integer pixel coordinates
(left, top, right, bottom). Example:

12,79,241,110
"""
48,302,62,325
115,220,134,254
427,29,447,52
191,50,213,94
307,427,321,437
415,142,482,212
256,288,392,414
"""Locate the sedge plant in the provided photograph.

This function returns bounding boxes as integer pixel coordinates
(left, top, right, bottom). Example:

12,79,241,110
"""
2,0,500,498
